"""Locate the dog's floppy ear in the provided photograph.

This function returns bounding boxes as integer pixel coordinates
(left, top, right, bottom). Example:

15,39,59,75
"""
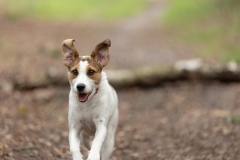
91,39,111,68
62,39,79,67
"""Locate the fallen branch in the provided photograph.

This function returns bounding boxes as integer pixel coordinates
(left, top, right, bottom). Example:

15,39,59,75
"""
107,59,240,87
3,59,240,91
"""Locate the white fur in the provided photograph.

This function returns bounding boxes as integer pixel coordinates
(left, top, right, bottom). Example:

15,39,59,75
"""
68,61,118,160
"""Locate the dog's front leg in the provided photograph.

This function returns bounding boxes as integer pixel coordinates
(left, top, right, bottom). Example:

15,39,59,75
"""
88,122,107,160
69,123,83,160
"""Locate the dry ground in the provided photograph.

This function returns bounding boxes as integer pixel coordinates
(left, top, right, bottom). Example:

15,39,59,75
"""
1,82,240,160
0,1,240,160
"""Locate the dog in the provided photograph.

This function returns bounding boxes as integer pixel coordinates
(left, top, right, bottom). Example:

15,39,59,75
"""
62,39,119,160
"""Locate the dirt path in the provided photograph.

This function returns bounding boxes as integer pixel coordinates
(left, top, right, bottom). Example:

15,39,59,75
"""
108,0,195,69
117,0,166,32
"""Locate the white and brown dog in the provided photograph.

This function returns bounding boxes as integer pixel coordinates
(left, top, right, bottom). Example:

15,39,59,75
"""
62,39,118,160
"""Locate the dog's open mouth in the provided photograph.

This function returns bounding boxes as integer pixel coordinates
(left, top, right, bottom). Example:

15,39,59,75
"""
77,92,91,102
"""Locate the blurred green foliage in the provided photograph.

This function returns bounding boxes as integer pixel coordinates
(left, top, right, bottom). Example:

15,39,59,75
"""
226,116,240,124
163,0,240,62
1,0,146,21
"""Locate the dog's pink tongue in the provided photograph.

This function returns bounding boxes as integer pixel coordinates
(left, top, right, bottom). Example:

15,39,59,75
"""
78,93,88,102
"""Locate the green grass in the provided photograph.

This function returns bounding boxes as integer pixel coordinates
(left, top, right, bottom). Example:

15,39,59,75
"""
1,0,146,21
163,0,240,62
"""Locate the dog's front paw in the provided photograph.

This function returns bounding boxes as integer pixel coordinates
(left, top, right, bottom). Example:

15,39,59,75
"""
87,150,100,160
71,152,84,160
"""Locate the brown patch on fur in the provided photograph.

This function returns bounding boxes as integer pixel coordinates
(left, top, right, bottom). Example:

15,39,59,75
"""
68,57,80,82
86,57,102,85
67,56,102,85
80,56,91,62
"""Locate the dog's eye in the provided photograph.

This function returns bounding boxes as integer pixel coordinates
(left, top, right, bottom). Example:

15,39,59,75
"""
72,70,78,76
88,70,95,76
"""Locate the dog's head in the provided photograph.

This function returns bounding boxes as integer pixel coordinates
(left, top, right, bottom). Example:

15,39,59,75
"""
62,39,111,102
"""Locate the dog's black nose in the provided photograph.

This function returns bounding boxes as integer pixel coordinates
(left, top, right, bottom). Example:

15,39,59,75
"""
77,83,86,92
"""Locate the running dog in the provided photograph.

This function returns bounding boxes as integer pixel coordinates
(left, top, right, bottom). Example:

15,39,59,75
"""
62,39,118,160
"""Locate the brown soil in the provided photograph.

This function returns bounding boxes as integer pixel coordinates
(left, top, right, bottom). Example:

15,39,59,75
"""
1,82,240,160
0,1,240,160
